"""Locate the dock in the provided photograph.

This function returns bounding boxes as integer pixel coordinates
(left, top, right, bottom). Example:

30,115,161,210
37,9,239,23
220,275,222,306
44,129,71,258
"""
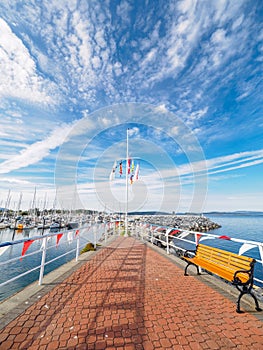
1,236,263,349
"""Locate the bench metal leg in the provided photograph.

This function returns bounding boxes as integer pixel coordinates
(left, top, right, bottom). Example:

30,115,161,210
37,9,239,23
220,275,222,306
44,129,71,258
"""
236,291,245,313
236,287,262,313
184,263,189,276
250,291,262,312
184,262,201,276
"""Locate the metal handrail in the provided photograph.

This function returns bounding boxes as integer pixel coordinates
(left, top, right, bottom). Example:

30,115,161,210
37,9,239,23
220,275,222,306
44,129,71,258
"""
0,223,109,297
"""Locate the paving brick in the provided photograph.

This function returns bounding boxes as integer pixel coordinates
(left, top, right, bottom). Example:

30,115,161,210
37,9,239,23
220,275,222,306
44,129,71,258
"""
0,340,14,350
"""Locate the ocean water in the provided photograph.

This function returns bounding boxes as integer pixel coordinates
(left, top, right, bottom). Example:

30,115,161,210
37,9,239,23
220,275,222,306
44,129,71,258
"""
206,213,263,242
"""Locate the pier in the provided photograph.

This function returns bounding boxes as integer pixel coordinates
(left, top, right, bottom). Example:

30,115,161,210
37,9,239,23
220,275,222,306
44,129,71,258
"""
1,236,263,349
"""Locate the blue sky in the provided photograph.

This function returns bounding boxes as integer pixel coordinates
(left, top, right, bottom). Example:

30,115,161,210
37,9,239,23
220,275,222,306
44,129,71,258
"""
0,0,262,213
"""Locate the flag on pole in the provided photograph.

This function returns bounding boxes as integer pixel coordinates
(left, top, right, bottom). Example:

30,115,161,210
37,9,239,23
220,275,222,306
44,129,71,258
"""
131,160,135,173
130,174,134,184
127,159,131,174
135,163,140,180
119,161,123,176
109,161,117,181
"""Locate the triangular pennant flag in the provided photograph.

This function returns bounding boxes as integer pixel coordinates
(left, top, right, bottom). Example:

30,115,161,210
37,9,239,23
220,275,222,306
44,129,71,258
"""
0,246,9,256
21,240,34,260
239,243,257,256
67,231,73,244
40,236,51,250
199,236,216,242
196,233,202,245
109,161,117,181
219,235,231,240
131,160,134,173
75,229,80,236
258,245,263,267
135,163,140,181
56,233,63,246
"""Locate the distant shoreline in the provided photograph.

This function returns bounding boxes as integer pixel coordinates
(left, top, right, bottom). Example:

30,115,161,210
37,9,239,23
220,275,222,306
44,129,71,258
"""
129,211,263,216
205,211,263,216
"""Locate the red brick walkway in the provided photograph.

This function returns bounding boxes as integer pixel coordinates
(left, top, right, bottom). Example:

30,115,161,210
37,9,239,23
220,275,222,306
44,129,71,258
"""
1,237,263,349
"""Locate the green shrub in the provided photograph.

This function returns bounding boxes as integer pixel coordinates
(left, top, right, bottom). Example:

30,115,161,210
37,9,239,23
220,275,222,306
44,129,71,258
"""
80,242,96,254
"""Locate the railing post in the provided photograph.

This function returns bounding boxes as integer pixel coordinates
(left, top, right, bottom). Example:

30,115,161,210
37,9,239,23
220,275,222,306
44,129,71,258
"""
39,236,47,285
150,226,153,244
104,223,107,243
76,232,80,262
94,225,97,250
194,232,202,274
166,229,170,254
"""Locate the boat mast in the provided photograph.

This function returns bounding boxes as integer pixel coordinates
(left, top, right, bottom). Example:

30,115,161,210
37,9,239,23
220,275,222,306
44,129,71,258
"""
2,189,11,219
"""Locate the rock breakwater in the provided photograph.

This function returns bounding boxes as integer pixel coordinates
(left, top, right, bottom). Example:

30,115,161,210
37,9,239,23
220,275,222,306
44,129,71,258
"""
136,214,221,232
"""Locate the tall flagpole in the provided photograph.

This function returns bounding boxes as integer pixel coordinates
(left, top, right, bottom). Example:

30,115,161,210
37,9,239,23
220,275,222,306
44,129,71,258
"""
125,128,129,237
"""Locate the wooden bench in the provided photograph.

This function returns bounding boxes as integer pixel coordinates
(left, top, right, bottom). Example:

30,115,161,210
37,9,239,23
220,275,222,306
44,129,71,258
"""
183,243,262,313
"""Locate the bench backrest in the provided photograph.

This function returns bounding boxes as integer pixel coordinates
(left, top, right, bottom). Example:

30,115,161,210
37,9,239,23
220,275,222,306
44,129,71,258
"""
196,244,254,280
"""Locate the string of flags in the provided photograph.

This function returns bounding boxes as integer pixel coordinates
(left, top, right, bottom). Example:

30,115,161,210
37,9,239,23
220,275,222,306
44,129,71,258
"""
20,229,80,259
109,159,140,184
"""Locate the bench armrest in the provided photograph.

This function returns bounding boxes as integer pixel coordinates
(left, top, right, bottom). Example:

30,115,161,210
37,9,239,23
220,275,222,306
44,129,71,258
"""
233,269,251,285
183,249,196,258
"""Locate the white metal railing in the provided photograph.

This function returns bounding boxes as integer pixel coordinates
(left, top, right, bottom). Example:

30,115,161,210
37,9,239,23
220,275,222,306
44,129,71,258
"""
2,220,262,300
0,222,115,296
135,222,263,287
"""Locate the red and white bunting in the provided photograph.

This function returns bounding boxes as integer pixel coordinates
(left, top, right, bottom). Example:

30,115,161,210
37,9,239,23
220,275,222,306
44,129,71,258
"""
56,233,63,246
21,240,34,260
239,243,257,256
67,231,73,244
0,246,9,257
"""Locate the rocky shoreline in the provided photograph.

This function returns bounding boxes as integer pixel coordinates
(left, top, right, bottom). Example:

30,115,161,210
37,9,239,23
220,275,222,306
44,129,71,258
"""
135,214,221,232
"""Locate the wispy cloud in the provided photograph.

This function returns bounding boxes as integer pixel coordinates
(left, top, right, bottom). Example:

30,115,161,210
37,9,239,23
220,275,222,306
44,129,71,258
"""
161,149,263,182
0,18,57,105
0,120,78,174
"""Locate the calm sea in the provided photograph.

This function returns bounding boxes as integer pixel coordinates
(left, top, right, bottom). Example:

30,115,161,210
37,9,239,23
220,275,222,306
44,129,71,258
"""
206,213,263,242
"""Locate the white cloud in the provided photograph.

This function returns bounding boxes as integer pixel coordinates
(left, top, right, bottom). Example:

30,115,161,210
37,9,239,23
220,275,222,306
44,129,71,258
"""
161,149,263,182
0,120,79,174
0,18,56,104
154,104,168,113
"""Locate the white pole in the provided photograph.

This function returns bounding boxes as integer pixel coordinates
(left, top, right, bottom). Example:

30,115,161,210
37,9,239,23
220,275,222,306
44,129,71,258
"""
94,225,97,249
125,128,129,237
76,233,80,261
39,236,47,285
